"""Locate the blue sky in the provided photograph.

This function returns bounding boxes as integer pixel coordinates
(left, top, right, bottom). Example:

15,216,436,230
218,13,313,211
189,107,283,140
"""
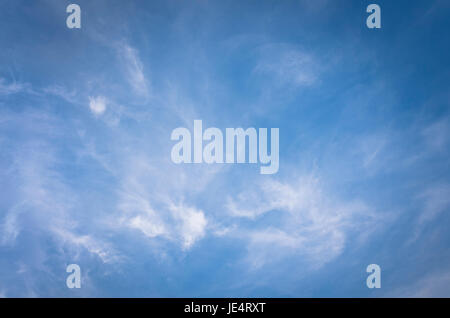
1,0,450,297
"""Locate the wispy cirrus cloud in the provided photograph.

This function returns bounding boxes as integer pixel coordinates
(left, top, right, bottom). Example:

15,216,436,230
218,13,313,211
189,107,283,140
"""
119,198,208,250
407,183,450,244
254,45,320,88
42,85,79,105
1,0,450,298
0,78,32,96
117,43,151,99
225,175,380,269
117,164,209,250
0,109,117,295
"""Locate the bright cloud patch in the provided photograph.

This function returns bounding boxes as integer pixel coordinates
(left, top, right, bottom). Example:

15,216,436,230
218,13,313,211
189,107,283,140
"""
170,203,208,249
119,186,207,250
226,176,379,268
89,96,107,115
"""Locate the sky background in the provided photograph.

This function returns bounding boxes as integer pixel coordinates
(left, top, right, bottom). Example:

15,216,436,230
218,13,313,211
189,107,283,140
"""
1,0,450,297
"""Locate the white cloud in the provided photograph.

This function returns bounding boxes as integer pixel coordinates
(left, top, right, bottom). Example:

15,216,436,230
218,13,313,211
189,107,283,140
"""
0,112,118,274
226,175,379,269
118,43,150,98
227,177,320,218
0,204,22,246
255,45,319,87
119,188,207,250
52,227,116,264
0,78,31,95
119,191,168,239
358,134,388,169
170,203,207,249
128,214,167,238
43,85,78,104
112,147,219,251
89,96,107,115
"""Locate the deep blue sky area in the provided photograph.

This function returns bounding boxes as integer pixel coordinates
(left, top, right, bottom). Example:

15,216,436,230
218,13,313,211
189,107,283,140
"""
0,0,450,297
